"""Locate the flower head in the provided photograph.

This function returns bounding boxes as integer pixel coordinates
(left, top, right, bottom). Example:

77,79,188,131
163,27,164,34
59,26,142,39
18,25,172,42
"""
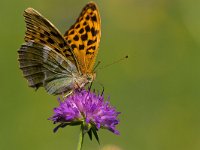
49,89,120,136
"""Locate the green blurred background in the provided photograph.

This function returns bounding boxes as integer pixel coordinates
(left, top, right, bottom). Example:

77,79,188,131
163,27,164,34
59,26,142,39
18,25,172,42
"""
1,0,200,149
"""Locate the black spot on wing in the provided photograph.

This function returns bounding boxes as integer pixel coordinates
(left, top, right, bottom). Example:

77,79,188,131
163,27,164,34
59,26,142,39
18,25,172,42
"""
39,39,46,44
50,31,59,37
42,18,51,27
85,25,90,32
79,17,83,21
79,28,84,34
47,38,55,44
75,24,80,29
69,30,75,35
79,44,84,50
87,40,94,46
86,15,90,20
91,16,97,22
40,33,45,38
63,47,70,53
91,27,97,36
73,35,79,41
54,48,60,53
81,33,88,41
87,46,96,50
65,53,71,57
68,40,72,44
44,31,50,36
59,43,64,48
90,5,96,11
71,44,77,49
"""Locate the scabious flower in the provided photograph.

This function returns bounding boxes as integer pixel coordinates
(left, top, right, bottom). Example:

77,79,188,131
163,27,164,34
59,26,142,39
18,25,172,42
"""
49,89,120,139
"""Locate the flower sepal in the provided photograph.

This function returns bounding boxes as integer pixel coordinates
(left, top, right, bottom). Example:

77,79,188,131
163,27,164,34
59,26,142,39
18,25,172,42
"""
53,121,82,133
88,124,100,144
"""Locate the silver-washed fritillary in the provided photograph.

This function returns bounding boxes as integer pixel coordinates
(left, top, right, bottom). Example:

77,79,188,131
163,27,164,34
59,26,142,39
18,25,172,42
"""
18,2,101,95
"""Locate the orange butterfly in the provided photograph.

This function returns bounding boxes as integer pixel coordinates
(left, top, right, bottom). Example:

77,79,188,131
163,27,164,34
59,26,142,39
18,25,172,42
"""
18,2,101,95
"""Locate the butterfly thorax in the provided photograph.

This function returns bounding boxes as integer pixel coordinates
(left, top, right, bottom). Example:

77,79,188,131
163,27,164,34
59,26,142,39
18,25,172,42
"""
73,72,96,89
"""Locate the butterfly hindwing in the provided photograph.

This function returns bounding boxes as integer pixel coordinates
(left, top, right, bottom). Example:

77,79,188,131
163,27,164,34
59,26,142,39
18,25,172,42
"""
64,2,101,74
18,41,79,95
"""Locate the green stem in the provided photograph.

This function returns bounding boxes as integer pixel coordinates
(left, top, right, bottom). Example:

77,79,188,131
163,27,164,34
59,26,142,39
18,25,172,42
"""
77,129,84,150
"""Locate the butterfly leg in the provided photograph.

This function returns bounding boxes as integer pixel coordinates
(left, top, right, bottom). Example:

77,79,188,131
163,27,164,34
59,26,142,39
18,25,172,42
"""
62,90,73,98
95,81,104,96
101,85,104,96
88,82,93,92
74,81,82,91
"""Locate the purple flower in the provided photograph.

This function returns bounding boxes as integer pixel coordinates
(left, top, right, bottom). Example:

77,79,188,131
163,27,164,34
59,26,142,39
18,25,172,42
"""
49,89,120,136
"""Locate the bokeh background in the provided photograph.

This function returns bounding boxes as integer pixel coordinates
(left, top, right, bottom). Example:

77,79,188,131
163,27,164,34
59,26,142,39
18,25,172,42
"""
1,0,200,150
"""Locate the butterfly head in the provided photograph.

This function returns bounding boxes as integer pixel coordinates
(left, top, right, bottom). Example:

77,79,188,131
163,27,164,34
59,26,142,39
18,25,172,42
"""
86,72,96,83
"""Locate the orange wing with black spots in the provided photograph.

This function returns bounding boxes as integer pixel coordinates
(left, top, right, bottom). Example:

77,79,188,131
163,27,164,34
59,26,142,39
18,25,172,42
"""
64,2,101,74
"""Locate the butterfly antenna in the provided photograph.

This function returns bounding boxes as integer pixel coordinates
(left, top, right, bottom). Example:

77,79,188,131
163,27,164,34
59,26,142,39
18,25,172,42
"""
93,61,101,72
98,55,128,70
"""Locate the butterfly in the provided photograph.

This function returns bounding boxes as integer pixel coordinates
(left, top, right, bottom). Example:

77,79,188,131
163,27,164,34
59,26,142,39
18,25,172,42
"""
18,2,101,95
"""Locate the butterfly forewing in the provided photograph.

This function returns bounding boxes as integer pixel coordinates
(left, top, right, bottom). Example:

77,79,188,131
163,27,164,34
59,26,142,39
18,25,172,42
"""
24,8,78,65
64,2,101,74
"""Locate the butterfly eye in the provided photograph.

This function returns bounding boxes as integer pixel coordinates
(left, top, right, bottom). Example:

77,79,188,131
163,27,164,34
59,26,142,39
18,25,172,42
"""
87,74,93,82
87,77,92,81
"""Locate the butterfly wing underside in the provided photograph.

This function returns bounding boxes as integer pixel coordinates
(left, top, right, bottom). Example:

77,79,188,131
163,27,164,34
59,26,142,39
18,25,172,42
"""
18,8,79,95
64,2,101,74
